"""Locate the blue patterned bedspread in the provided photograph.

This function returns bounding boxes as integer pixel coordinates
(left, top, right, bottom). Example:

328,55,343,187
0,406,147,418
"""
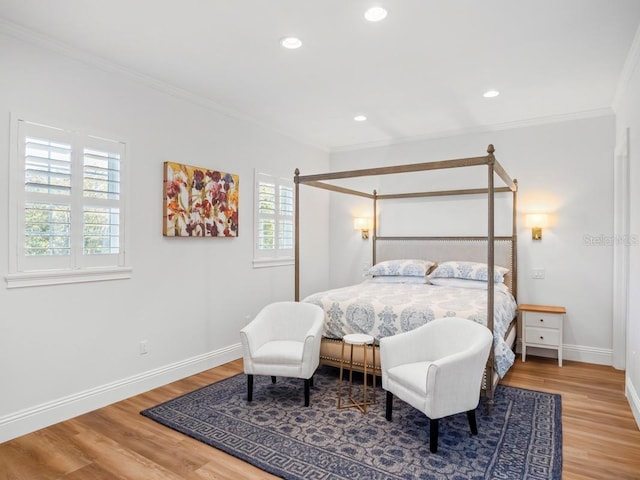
303,281,517,377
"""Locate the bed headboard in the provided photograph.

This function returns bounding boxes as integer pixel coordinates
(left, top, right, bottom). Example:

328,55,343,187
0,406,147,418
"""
375,237,515,294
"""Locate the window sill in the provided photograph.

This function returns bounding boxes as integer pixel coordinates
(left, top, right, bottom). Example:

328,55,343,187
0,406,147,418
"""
5,267,133,289
252,258,294,268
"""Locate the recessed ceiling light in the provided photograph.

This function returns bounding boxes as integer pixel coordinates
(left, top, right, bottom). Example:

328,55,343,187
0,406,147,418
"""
354,115,367,122
483,90,500,98
280,37,302,49
364,6,388,22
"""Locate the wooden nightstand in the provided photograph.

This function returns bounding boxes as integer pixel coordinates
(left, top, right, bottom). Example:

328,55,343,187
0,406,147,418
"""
519,304,565,367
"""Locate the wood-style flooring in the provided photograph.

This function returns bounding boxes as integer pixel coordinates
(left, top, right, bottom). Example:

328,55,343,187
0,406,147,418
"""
1,356,639,479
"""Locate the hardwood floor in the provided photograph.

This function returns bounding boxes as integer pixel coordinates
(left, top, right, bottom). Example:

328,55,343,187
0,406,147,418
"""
1,356,639,479
501,357,640,480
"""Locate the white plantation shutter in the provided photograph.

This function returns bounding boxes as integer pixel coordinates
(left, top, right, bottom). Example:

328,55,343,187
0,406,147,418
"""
82,144,122,259
278,184,294,250
8,117,130,286
23,133,73,263
257,181,277,251
254,171,294,266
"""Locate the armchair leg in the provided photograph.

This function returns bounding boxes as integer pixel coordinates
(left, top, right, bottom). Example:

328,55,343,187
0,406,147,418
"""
385,391,393,421
467,409,478,435
304,378,310,407
271,376,277,384
429,418,439,453
310,375,314,388
247,374,253,402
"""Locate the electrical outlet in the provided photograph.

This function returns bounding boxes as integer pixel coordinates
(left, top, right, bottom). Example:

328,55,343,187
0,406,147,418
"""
139,340,149,355
532,268,545,279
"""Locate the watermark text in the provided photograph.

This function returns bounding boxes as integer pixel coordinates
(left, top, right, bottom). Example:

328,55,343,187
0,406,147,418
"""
583,234,639,246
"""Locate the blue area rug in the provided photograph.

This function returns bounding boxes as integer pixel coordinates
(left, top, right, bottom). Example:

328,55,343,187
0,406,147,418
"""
141,366,562,479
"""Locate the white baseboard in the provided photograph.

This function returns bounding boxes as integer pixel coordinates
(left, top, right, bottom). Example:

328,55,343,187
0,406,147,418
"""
626,374,640,430
562,343,613,366
515,340,613,366
0,344,243,443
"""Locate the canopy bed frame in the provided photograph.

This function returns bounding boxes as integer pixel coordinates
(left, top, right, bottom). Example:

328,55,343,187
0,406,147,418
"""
293,145,518,400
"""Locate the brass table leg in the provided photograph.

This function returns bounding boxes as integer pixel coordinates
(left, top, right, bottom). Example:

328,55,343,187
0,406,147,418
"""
338,334,376,414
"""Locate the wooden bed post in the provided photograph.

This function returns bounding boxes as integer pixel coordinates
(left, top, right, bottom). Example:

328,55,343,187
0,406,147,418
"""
372,190,378,266
486,144,496,401
294,168,300,302
512,179,519,301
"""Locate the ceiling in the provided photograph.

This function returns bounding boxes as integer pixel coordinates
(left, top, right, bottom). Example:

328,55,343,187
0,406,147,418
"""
1,1,640,152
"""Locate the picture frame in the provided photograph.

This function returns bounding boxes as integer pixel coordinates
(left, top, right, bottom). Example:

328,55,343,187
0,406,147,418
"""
163,161,239,237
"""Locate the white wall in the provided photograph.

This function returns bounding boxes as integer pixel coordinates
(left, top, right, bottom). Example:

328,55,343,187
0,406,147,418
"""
0,32,330,441
329,115,616,366
614,29,640,427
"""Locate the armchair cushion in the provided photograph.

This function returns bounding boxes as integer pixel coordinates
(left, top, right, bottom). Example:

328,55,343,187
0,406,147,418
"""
387,362,431,396
252,340,304,365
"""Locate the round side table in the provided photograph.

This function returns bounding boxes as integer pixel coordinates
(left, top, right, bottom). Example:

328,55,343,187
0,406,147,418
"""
338,333,376,413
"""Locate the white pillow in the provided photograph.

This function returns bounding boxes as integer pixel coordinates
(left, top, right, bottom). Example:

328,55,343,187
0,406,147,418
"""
367,259,435,277
367,275,428,284
428,261,508,283
429,277,508,292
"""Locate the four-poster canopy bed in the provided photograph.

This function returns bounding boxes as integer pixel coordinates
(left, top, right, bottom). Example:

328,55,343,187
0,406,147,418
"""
293,145,518,400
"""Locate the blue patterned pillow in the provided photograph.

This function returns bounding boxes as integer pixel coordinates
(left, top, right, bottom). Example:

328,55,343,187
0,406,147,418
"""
429,277,509,292
368,259,434,277
428,261,508,283
367,275,427,284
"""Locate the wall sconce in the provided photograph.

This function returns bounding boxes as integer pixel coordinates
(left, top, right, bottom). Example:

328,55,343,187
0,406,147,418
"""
525,213,549,240
353,217,370,239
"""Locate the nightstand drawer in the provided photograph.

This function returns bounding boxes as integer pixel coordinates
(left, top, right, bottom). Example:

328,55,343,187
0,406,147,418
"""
523,311,562,329
525,327,560,347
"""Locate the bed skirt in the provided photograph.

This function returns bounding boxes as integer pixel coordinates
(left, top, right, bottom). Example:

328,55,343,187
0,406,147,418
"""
319,337,381,374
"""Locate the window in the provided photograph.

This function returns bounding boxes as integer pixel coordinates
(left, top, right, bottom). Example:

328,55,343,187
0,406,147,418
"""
253,171,294,267
7,117,131,287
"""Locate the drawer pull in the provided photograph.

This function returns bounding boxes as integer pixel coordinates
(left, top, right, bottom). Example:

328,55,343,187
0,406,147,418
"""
539,318,544,323
539,336,544,340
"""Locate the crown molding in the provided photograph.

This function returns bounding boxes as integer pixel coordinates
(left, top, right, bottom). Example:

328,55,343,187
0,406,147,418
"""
0,19,329,153
329,107,615,153
613,22,640,112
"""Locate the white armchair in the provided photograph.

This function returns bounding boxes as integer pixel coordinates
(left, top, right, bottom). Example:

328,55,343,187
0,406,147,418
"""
380,317,493,453
240,301,324,406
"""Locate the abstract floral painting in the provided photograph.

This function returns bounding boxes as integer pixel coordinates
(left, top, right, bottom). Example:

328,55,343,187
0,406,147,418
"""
163,161,239,237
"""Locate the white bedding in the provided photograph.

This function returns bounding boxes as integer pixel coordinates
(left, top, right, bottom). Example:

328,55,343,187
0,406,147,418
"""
303,280,517,377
